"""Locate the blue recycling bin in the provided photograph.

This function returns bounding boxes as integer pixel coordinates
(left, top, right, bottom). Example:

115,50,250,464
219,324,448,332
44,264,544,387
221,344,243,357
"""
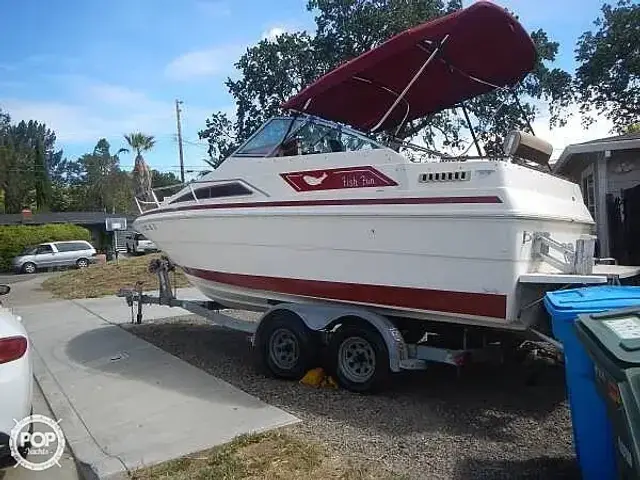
544,286,640,480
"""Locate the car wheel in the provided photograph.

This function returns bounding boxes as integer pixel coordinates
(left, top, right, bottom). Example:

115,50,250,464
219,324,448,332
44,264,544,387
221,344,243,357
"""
21,262,36,274
76,258,89,269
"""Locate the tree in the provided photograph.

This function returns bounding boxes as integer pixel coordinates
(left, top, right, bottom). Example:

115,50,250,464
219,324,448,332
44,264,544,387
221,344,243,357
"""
77,139,133,213
575,0,640,132
33,140,50,211
0,109,9,134
198,112,238,167
151,170,180,188
0,138,29,213
151,170,182,201
0,118,61,213
626,123,640,134
200,0,571,161
0,109,138,214
124,132,155,201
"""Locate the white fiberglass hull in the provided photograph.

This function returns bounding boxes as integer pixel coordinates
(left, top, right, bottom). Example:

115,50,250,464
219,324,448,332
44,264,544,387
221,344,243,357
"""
134,206,591,330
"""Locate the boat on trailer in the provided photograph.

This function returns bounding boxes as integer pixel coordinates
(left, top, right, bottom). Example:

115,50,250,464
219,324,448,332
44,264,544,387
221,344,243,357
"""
129,1,639,391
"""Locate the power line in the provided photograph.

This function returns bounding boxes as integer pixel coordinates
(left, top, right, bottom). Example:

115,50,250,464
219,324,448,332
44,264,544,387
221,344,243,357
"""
182,139,210,150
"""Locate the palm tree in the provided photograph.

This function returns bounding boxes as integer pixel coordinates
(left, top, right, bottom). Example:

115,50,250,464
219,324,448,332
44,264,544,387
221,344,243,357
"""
123,133,155,202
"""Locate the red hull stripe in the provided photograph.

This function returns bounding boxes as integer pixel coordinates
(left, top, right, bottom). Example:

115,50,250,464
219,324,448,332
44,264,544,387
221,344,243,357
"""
182,267,508,319
139,195,502,217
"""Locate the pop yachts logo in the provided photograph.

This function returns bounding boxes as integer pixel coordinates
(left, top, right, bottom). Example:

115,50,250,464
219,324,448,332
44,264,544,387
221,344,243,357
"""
9,414,66,471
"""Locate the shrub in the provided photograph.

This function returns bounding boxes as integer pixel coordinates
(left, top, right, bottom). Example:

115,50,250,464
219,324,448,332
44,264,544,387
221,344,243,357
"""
0,224,92,271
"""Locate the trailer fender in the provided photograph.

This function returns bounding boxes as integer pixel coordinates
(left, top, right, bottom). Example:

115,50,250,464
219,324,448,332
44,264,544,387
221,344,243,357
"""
262,303,407,373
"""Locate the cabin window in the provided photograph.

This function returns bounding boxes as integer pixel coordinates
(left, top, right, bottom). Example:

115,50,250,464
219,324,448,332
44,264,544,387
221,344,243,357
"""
195,183,253,200
170,182,253,204
232,116,384,158
286,121,382,156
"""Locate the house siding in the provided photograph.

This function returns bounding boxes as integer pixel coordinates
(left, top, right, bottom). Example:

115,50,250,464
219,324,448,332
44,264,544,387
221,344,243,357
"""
607,149,640,196
556,140,640,265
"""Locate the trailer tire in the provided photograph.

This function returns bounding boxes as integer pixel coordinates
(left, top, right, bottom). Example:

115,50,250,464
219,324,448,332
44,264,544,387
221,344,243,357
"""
328,321,390,394
254,311,317,380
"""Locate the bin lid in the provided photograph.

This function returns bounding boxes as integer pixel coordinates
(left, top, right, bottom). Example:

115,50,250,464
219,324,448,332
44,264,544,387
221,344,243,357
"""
577,307,640,366
544,286,640,323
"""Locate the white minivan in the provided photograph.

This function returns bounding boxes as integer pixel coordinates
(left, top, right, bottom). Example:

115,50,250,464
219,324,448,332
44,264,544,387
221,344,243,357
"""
12,240,97,274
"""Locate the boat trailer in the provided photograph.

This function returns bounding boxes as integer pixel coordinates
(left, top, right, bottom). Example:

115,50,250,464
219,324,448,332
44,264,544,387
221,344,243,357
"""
118,256,558,392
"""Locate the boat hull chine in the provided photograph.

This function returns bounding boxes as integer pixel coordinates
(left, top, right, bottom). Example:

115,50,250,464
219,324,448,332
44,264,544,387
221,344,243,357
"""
182,266,508,322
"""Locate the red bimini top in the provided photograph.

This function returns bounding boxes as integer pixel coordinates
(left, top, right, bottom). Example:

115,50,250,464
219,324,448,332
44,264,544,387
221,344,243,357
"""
281,1,537,133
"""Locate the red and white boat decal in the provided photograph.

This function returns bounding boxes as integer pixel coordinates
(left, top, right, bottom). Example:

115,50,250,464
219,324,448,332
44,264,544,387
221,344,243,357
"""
280,166,398,192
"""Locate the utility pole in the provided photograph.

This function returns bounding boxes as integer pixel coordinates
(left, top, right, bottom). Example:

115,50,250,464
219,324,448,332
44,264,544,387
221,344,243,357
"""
175,99,185,183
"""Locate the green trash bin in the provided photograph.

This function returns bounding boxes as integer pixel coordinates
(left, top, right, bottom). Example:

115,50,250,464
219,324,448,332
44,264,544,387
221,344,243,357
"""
575,306,640,479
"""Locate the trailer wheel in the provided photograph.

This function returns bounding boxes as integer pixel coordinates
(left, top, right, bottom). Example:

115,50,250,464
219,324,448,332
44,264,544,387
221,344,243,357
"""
328,321,389,393
254,311,317,380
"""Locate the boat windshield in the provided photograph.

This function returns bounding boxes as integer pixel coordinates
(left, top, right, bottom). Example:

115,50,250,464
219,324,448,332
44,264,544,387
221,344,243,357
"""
233,116,385,158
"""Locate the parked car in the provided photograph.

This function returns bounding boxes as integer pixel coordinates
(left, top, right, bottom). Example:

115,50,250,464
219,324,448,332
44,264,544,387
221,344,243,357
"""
0,285,33,461
12,240,97,274
125,232,157,255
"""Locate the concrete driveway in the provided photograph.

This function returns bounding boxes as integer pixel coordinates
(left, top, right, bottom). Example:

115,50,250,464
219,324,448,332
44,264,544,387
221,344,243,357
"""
0,272,53,285
7,277,299,479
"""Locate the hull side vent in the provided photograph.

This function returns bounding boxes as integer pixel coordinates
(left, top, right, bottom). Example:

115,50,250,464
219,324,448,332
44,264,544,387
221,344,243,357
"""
419,171,471,183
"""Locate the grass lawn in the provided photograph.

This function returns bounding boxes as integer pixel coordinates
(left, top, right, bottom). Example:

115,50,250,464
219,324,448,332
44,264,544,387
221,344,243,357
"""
42,253,190,299
130,430,404,480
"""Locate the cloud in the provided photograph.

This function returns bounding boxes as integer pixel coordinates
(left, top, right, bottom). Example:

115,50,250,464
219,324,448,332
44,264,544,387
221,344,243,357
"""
262,27,288,41
531,104,614,159
164,44,243,81
0,98,116,143
165,23,298,82
0,80,213,146
81,83,152,107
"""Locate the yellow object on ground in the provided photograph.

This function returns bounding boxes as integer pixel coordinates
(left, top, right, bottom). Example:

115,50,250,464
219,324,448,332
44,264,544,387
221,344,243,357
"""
300,367,338,389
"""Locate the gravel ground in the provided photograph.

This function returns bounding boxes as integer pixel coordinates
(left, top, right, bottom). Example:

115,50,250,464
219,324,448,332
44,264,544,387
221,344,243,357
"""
123,313,580,480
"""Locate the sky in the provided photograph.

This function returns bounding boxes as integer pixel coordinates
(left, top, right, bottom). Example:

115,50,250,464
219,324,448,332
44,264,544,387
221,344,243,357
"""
0,0,615,178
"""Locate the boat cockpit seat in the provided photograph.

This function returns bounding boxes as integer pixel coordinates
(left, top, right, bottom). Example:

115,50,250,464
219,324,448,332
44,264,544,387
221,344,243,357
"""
328,138,344,152
278,137,302,157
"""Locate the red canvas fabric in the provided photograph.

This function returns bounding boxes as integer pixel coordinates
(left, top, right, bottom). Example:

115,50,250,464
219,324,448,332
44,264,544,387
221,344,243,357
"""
281,1,536,132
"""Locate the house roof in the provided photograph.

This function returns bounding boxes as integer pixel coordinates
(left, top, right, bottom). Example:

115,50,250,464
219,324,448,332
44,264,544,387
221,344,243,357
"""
0,211,137,227
575,131,640,145
553,131,640,173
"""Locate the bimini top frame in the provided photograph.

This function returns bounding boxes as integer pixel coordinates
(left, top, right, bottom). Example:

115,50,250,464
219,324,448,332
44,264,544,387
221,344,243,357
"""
281,1,537,135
